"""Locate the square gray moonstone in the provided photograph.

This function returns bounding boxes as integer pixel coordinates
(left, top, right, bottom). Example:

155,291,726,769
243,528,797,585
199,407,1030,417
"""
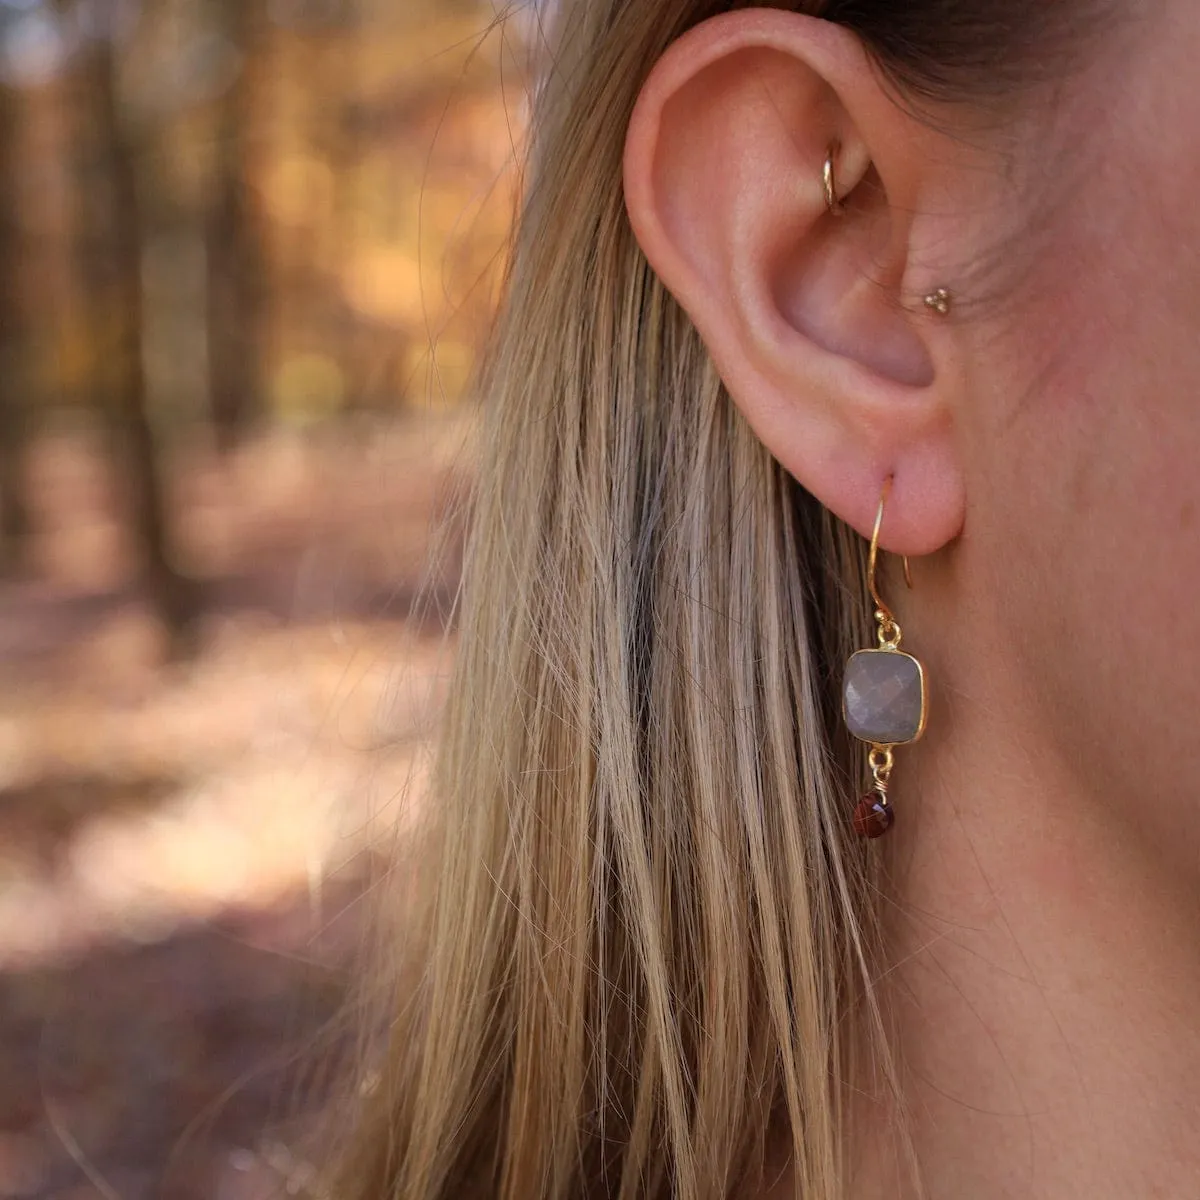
843,649,926,746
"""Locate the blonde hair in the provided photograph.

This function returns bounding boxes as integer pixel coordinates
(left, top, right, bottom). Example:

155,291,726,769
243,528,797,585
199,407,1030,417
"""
330,0,1094,1195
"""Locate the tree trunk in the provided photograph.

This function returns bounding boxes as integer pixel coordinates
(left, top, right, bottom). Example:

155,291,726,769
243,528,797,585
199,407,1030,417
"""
84,17,196,645
0,83,32,567
207,0,268,454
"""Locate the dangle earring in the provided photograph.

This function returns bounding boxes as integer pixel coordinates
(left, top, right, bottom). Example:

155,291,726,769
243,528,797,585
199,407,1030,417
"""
842,479,928,838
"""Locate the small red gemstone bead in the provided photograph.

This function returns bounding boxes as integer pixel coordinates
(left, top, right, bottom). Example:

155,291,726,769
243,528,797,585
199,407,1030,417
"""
853,793,894,839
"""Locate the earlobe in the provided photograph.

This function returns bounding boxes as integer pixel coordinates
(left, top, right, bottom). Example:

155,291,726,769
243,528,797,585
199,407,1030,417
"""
622,10,966,555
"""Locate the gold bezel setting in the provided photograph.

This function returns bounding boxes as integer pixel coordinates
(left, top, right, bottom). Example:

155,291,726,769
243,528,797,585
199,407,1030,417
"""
842,647,927,748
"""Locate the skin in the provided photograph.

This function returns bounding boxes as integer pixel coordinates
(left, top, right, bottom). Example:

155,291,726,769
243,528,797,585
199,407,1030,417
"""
622,4,1200,1197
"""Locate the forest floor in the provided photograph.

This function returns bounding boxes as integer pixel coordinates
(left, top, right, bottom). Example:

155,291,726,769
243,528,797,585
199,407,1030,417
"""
0,411,472,1199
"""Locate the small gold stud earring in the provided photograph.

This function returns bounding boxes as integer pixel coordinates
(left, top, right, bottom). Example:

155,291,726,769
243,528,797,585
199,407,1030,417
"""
923,288,953,316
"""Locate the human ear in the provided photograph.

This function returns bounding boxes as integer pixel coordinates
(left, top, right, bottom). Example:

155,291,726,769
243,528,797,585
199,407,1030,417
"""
622,9,965,554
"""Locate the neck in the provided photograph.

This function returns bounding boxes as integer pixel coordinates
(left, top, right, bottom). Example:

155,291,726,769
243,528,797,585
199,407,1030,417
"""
848,603,1200,1198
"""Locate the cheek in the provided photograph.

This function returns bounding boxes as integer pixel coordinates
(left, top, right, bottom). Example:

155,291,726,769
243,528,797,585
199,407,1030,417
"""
974,197,1200,863
953,3,1200,862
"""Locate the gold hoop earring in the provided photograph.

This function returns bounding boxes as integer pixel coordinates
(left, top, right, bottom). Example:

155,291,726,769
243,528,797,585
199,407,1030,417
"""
823,142,846,216
841,478,927,838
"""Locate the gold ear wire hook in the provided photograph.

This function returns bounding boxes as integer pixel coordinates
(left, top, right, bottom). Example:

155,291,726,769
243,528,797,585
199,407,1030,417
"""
868,477,913,628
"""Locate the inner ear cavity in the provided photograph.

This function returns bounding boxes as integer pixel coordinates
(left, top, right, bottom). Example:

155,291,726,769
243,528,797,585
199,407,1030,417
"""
774,167,936,389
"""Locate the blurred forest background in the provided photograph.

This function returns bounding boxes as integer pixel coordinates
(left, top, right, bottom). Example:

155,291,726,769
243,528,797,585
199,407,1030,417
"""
0,0,526,1195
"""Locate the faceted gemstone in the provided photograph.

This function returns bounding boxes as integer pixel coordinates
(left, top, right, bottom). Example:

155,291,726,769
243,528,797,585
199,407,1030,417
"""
842,650,926,746
854,793,894,839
